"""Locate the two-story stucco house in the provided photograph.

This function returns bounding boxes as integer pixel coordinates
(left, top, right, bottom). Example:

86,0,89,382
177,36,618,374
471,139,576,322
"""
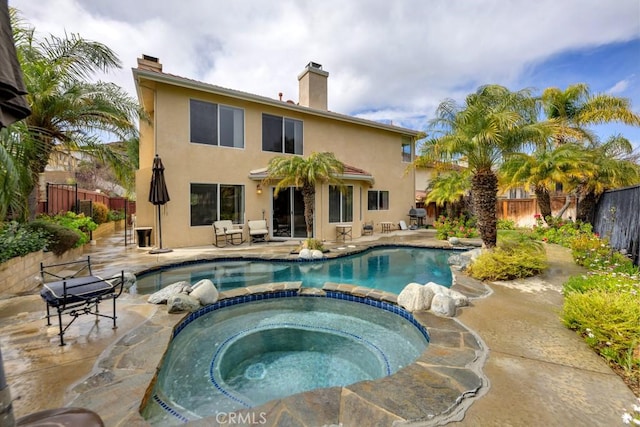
132,55,420,248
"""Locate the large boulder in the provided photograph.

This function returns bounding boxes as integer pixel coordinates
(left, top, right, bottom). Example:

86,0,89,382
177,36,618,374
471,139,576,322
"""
398,283,434,312
190,279,219,305
447,248,483,271
109,272,137,290
167,294,200,313
311,249,324,259
431,294,457,317
298,249,311,259
147,281,191,304
424,282,469,308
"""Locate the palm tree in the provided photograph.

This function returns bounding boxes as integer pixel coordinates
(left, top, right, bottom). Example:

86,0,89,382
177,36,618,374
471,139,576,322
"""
542,83,640,146
5,9,141,219
263,152,344,238
500,84,640,223
424,169,471,217
499,142,594,221
0,123,34,219
573,135,640,222
421,85,553,247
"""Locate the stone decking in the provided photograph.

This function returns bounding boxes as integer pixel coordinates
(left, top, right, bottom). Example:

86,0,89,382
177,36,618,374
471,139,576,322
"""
68,278,489,427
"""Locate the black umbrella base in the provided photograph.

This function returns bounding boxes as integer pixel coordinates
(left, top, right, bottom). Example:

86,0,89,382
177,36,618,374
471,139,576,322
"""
149,248,173,254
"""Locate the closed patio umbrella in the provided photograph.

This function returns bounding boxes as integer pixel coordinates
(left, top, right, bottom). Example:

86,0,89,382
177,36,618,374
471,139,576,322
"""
148,154,172,254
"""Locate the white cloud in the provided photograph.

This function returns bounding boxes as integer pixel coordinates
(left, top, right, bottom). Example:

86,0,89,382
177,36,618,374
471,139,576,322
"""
608,77,632,94
9,0,640,135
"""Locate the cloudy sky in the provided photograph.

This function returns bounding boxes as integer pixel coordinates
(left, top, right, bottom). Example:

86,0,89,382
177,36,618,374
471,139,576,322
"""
9,0,640,147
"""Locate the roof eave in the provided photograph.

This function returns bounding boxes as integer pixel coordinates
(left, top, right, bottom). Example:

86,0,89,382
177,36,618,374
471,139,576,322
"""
132,68,420,137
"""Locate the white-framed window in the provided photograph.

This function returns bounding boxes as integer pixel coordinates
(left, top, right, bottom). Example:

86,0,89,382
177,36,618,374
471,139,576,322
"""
367,190,389,210
262,113,303,154
190,183,244,226
190,99,244,148
329,185,353,223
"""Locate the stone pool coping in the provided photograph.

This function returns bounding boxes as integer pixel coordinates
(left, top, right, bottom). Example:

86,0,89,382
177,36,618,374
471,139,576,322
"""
68,268,491,427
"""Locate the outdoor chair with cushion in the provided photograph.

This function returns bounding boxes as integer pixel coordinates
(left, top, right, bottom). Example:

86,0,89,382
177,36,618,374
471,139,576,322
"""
213,220,245,247
247,219,269,244
39,257,125,346
362,220,374,236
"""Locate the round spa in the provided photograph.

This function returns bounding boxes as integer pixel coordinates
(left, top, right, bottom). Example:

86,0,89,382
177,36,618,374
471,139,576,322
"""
142,293,430,425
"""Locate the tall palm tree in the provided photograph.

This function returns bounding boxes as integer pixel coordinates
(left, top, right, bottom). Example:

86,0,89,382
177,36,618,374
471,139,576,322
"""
5,9,140,219
499,142,594,221
542,83,640,146
573,135,640,222
504,84,640,222
421,85,553,247
263,152,344,238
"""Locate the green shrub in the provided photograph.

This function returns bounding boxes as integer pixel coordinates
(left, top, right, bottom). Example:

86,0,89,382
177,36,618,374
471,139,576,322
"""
497,218,516,230
27,220,82,256
530,216,593,247
37,212,97,247
107,209,125,222
0,222,48,263
564,271,639,295
468,236,547,280
302,238,325,251
570,234,637,273
562,288,640,375
92,202,109,224
433,215,478,240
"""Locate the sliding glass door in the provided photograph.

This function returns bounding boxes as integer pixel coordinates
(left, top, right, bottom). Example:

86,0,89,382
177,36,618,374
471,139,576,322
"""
271,187,308,238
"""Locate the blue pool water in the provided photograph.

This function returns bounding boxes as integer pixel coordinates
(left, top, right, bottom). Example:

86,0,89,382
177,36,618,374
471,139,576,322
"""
136,246,454,295
141,294,429,425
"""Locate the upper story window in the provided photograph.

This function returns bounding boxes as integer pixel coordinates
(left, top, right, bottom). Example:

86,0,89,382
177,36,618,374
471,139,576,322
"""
262,113,303,154
401,137,412,162
190,99,244,148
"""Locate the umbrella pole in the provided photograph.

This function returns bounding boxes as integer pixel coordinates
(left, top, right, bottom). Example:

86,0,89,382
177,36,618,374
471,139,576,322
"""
149,205,172,254
157,205,163,249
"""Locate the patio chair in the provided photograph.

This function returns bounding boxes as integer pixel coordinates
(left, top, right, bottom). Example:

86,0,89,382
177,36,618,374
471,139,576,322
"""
247,219,269,244
362,220,374,236
213,220,245,247
39,257,125,346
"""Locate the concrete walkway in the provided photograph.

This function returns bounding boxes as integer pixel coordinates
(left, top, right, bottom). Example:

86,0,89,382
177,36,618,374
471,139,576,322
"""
0,230,636,426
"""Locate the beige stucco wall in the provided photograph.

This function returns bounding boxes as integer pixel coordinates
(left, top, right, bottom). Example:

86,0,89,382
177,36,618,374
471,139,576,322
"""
135,79,417,248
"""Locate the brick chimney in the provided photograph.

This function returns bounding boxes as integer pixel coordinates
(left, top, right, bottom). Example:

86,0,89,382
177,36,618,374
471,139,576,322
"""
137,54,162,72
298,62,328,110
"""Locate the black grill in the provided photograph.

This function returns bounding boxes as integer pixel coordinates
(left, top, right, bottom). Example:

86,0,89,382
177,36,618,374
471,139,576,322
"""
408,208,427,227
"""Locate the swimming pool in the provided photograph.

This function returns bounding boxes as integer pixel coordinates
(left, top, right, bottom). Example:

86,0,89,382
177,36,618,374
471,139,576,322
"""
141,293,430,425
135,246,454,295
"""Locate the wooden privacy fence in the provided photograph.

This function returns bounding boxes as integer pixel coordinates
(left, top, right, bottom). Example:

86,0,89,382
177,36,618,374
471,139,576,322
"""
38,183,136,217
593,185,640,266
497,195,576,227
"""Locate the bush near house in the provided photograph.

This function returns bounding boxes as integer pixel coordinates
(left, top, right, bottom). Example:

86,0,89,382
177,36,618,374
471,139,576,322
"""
433,215,478,240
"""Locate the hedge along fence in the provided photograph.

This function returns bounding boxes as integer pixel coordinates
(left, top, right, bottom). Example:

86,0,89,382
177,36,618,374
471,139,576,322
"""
0,246,84,296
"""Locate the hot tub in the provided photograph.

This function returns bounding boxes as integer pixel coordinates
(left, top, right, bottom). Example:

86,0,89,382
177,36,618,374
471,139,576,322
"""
141,293,429,425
